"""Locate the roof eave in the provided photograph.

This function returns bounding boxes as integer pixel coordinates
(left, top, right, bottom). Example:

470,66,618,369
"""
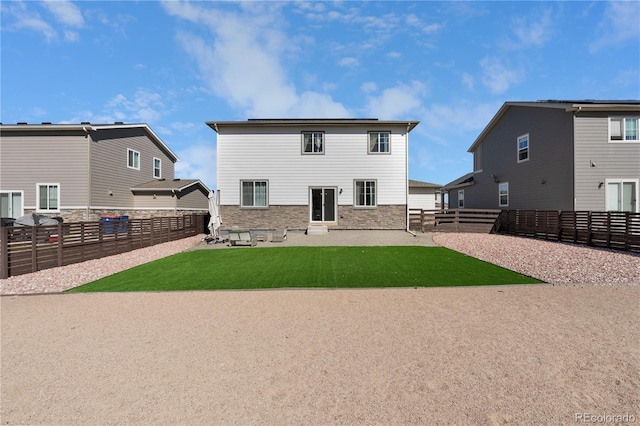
207,119,420,133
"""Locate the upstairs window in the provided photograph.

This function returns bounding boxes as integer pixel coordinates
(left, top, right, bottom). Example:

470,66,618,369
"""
153,158,162,179
355,180,376,207
302,132,324,154
368,132,390,153
610,117,639,142
128,149,140,170
517,134,529,163
37,183,59,212
241,180,268,207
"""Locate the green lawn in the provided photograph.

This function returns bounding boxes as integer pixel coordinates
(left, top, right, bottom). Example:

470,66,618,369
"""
67,246,543,292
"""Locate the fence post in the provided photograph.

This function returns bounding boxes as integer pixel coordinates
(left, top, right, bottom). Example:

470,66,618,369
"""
31,226,38,273
557,211,562,241
586,211,592,246
57,222,63,268
1,227,9,279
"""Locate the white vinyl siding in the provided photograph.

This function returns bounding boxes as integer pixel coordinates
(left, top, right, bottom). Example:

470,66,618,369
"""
217,126,408,206
37,183,59,212
302,132,324,154
127,149,140,170
153,157,161,179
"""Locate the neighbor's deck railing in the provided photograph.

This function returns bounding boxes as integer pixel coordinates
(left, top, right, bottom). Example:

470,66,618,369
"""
0,214,207,279
410,208,501,233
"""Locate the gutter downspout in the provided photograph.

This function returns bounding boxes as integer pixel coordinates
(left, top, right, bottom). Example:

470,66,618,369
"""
405,123,416,236
84,126,94,221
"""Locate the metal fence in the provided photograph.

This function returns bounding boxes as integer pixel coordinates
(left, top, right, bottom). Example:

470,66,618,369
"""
0,214,207,279
495,210,640,253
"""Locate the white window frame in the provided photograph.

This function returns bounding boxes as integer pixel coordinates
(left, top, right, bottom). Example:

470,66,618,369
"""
499,182,509,207
302,132,324,154
517,133,529,163
368,131,391,154
36,183,60,213
0,190,24,218
609,117,639,143
153,157,162,179
127,148,140,170
457,190,464,208
605,179,639,212
240,180,269,208
354,180,377,208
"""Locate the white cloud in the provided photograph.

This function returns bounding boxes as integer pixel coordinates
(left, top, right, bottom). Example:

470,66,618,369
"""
164,2,350,118
104,90,167,123
461,73,475,90
589,1,640,52
3,0,83,42
3,2,57,41
480,57,524,94
509,10,553,48
364,81,427,120
338,57,359,67
175,144,217,190
422,102,500,138
42,0,84,27
386,51,401,59
423,23,443,34
361,82,377,93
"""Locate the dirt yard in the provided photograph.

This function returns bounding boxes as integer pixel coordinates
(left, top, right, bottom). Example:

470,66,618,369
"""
2,285,638,425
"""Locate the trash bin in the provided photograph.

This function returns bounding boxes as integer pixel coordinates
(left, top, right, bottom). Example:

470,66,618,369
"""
101,216,119,234
118,216,129,233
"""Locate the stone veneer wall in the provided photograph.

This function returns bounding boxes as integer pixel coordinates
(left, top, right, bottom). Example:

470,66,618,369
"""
22,208,206,223
220,205,406,230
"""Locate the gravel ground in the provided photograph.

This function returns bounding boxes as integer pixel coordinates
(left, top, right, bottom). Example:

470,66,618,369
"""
433,233,640,285
2,286,638,425
2,231,639,425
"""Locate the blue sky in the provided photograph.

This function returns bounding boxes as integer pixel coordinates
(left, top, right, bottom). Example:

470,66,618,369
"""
2,1,639,190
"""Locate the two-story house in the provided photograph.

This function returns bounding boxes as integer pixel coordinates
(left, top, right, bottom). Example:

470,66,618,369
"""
0,122,210,221
208,118,420,230
445,100,640,212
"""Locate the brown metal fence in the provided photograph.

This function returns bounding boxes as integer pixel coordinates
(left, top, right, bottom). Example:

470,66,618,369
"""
495,210,640,253
0,214,207,279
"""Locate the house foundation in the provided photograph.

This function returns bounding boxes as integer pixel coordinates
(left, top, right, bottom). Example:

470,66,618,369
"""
219,205,407,231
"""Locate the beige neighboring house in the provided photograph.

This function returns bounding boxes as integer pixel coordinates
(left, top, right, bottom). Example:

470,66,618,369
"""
408,180,443,210
0,122,210,221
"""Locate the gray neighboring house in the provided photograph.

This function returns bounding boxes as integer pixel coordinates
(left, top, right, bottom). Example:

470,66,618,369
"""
408,180,442,210
0,122,210,221
445,100,640,212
